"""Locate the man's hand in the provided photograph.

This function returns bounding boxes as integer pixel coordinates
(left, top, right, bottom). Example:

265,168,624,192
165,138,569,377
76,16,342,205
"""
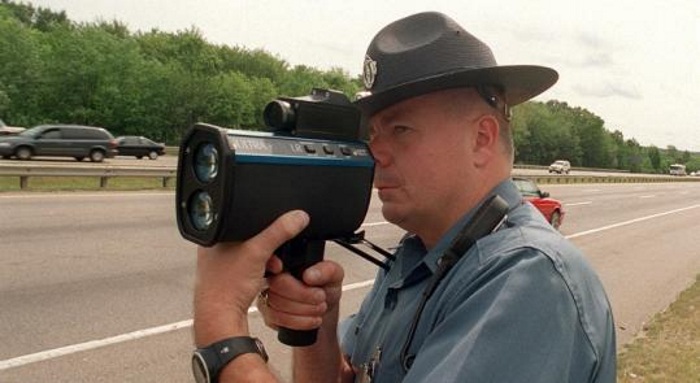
194,210,310,346
258,258,345,332
259,250,349,383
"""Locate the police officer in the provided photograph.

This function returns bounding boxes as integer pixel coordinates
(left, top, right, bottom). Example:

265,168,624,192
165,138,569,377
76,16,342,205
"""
192,11,616,383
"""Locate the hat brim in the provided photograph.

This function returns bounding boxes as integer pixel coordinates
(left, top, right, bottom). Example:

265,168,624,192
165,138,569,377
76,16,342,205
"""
354,65,558,117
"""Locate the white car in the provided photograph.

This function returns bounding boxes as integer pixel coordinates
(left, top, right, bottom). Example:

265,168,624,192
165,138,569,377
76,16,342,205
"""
548,160,571,174
0,119,26,135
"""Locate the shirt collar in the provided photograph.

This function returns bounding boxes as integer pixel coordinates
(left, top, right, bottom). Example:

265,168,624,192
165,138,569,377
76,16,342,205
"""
401,179,523,276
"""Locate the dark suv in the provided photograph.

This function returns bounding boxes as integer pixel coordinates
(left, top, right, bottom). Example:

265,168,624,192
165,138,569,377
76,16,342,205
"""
0,124,118,162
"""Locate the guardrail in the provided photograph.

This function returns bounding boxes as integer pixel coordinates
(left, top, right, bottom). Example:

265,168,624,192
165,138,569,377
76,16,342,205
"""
512,173,700,184
0,164,177,189
1,163,698,190
513,164,632,174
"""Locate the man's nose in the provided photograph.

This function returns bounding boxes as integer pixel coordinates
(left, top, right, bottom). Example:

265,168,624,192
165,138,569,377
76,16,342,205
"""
368,137,391,167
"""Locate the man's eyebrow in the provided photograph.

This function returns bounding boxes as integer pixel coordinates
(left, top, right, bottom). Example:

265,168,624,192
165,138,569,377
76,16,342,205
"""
372,104,409,128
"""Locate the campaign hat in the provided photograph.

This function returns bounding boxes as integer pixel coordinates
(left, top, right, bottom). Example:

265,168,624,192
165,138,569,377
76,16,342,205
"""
354,12,558,116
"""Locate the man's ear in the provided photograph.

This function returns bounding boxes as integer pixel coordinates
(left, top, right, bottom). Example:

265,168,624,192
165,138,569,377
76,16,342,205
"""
472,114,500,168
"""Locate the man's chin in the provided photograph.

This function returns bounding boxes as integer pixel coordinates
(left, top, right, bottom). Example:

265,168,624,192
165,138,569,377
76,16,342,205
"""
381,204,407,227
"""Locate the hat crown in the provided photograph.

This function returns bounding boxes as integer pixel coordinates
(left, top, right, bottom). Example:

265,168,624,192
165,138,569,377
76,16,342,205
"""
365,12,497,92
355,12,558,117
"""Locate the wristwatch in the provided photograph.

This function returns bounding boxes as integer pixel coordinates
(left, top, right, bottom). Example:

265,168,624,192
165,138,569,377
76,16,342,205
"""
192,336,268,383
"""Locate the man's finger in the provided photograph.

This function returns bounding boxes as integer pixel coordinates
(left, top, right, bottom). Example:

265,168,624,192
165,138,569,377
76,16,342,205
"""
247,210,310,257
303,260,345,288
265,255,284,275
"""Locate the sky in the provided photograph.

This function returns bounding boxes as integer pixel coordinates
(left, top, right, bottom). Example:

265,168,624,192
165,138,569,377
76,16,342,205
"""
28,0,700,152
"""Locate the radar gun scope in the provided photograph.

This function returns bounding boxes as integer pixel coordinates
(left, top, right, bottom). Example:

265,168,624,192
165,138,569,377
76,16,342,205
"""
176,89,375,346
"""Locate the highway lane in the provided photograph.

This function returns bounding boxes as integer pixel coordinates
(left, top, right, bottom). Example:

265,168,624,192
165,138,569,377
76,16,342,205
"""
1,182,699,382
545,182,699,235
542,182,700,346
0,189,404,382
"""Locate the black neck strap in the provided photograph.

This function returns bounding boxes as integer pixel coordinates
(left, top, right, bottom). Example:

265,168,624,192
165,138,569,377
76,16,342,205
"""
400,194,510,372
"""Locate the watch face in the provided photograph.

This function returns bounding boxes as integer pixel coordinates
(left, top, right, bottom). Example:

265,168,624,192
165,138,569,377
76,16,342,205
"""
192,353,210,383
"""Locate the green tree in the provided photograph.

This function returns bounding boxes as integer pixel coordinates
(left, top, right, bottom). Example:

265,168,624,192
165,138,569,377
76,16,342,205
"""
512,101,582,166
11,0,688,161
0,7,45,125
681,150,691,164
666,145,680,164
569,107,607,167
648,145,662,172
0,0,68,31
625,139,645,173
216,46,288,83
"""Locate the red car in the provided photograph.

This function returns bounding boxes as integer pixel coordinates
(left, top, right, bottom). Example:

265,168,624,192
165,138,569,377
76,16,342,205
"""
513,177,565,229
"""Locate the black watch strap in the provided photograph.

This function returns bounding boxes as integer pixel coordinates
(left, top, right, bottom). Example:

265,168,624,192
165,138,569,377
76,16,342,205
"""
192,336,268,383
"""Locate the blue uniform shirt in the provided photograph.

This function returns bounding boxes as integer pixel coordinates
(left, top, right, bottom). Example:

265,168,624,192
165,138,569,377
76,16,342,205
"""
340,180,616,382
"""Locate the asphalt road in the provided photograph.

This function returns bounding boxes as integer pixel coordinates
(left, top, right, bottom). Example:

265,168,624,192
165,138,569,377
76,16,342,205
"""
1,182,699,382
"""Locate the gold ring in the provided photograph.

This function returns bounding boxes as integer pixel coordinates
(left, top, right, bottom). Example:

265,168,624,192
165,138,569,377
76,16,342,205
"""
258,289,270,308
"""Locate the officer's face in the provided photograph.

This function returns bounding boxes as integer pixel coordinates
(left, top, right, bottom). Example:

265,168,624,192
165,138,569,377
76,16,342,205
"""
368,88,486,245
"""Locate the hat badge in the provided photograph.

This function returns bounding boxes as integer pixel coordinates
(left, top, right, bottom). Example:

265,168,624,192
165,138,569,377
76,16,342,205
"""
363,55,378,89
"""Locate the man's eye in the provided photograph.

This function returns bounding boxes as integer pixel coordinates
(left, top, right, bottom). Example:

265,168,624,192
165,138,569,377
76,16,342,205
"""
368,125,410,142
393,126,410,135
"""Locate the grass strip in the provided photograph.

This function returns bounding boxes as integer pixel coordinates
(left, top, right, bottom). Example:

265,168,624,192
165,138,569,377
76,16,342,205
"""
617,274,700,382
0,176,174,191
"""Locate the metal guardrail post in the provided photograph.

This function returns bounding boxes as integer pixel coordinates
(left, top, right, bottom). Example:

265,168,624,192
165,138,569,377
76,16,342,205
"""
0,164,178,189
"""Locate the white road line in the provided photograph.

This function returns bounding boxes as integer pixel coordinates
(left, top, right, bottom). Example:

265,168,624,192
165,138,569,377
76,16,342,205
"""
360,221,390,227
565,204,700,239
565,201,593,207
638,195,656,199
0,320,194,371
1,280,379,371
342,279,375,291
3,204,700,370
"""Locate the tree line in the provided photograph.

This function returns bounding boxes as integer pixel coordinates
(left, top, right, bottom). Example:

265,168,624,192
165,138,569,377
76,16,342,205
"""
1,1,697,173
511,101,699,173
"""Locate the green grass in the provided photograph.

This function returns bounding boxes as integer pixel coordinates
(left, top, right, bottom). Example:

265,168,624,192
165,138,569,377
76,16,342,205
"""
0,176,174,191
617,274,700,382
